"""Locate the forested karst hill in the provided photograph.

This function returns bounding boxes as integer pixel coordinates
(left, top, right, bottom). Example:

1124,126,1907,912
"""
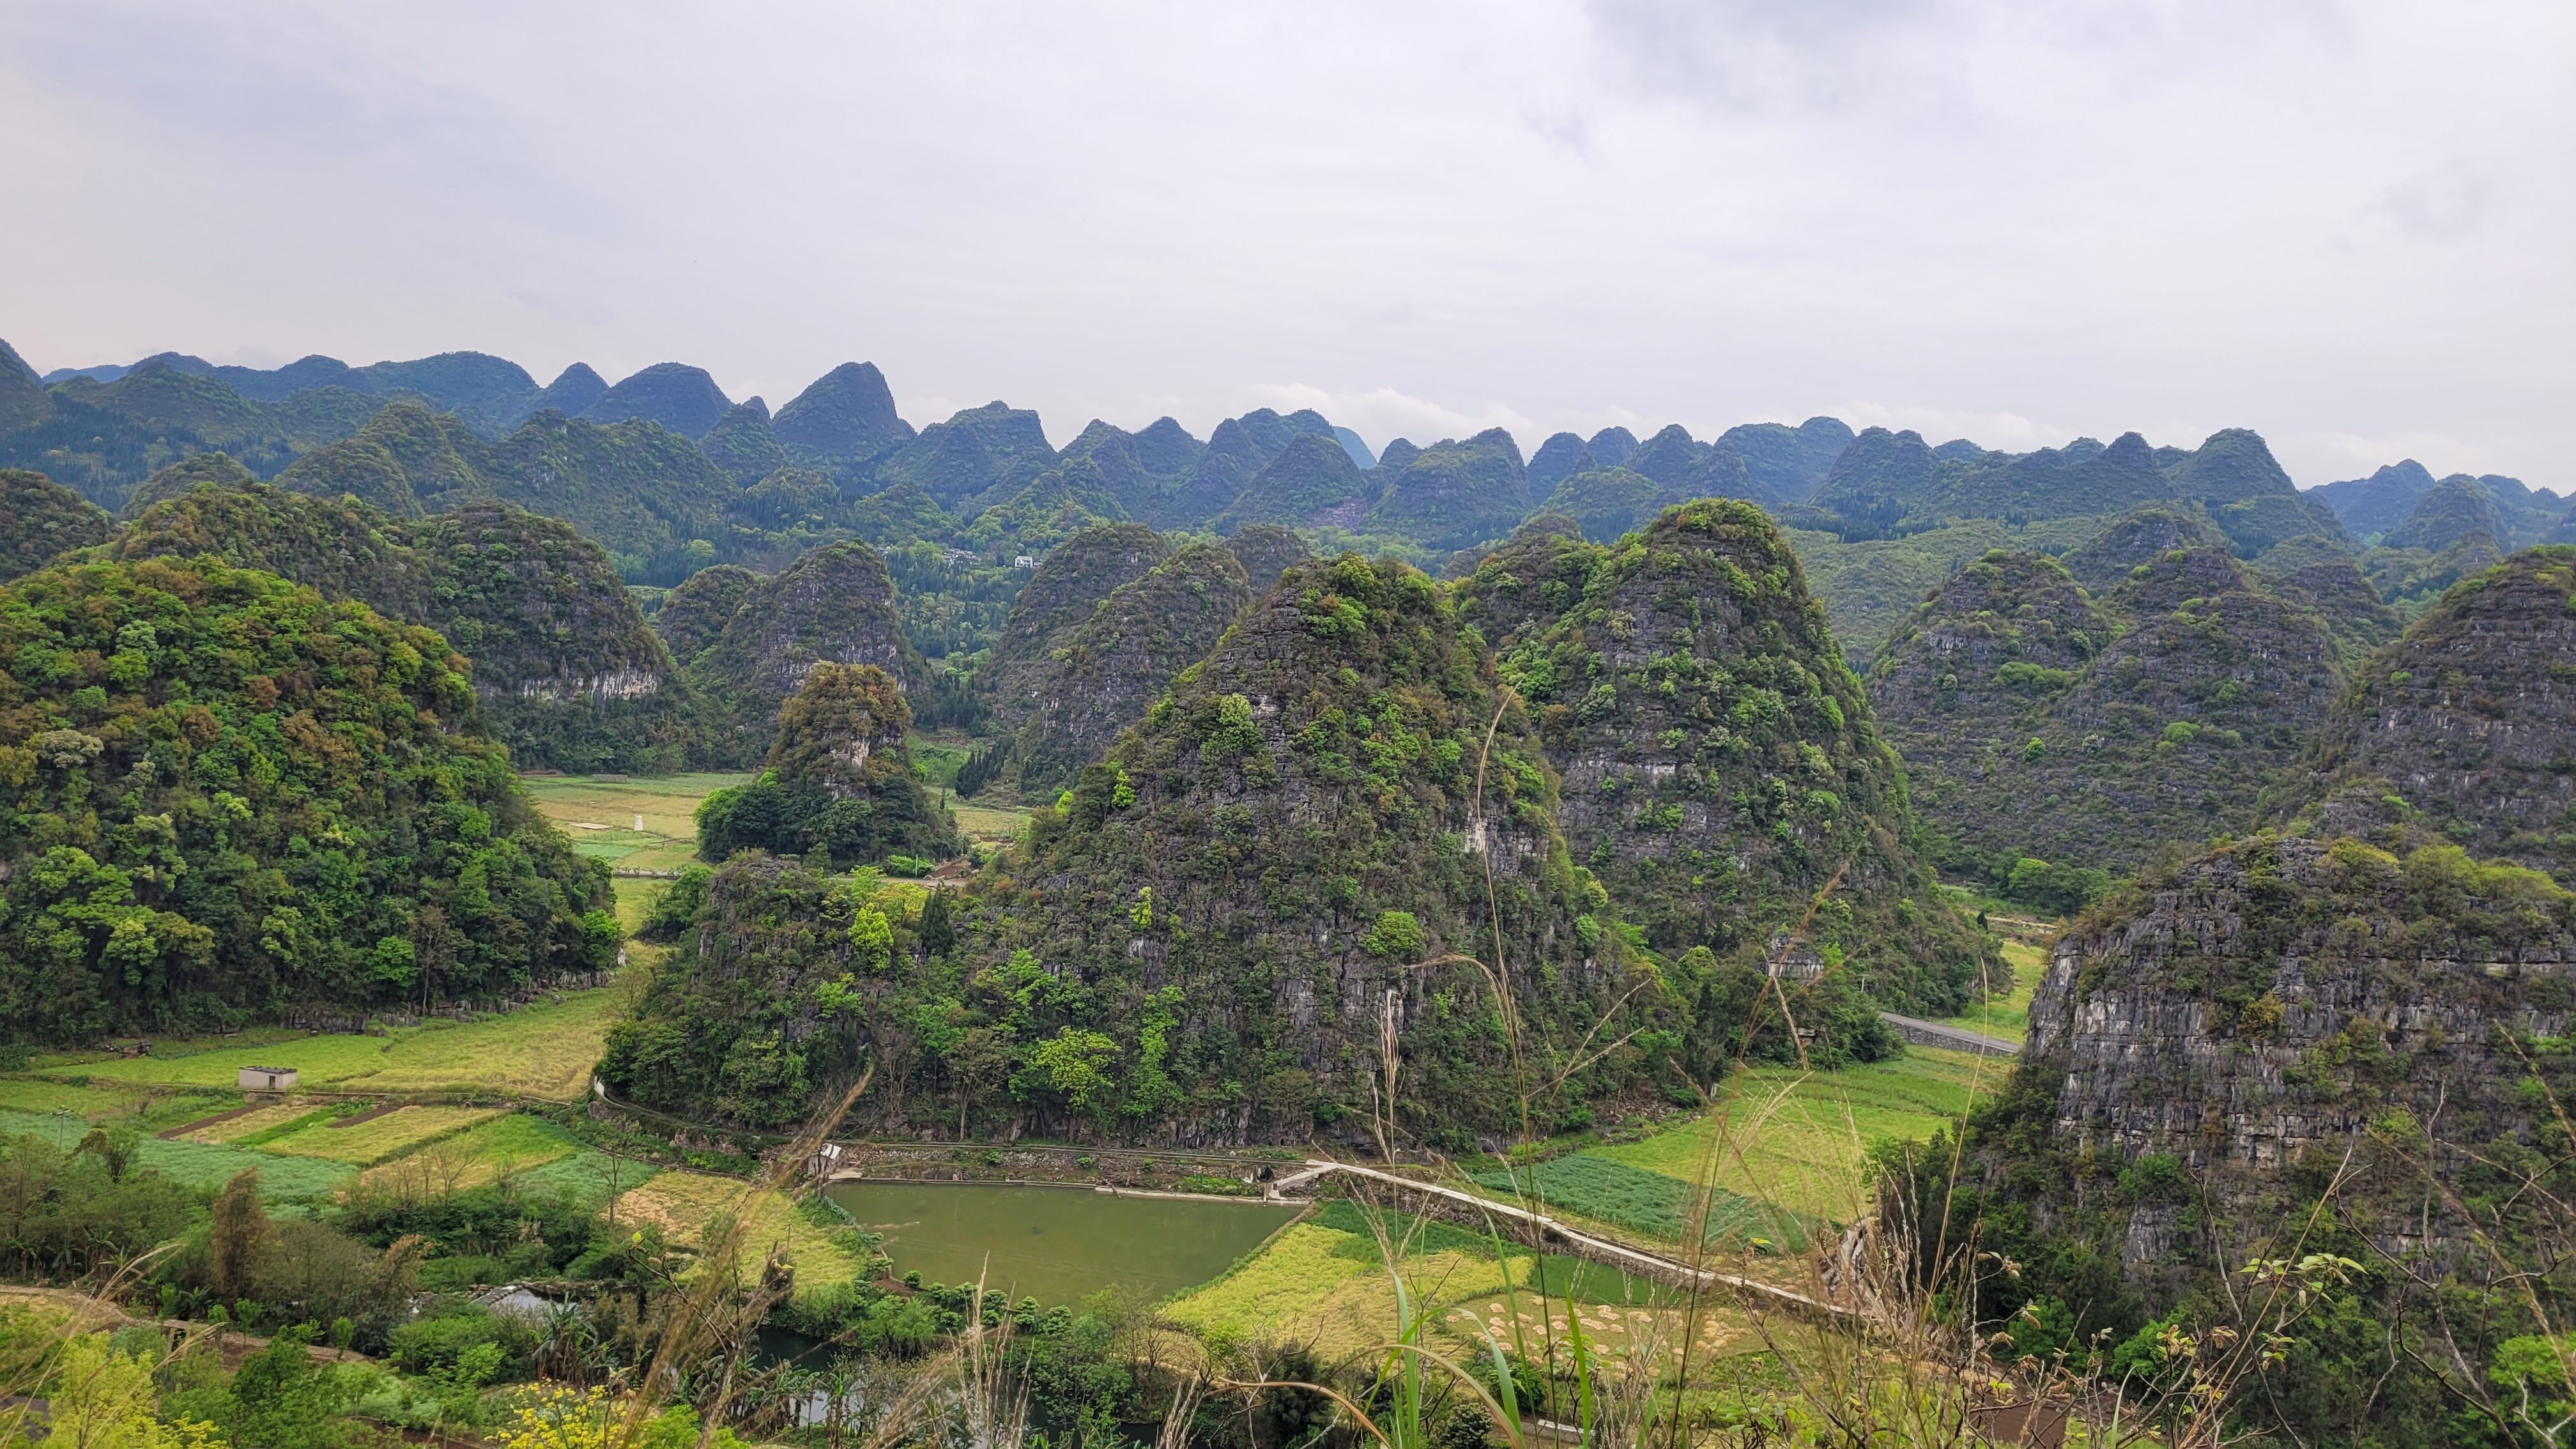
0,554,611,1039
103,475,715,773
1871,527,2349,881
606,553,1675,1142
1465,501,1989,1014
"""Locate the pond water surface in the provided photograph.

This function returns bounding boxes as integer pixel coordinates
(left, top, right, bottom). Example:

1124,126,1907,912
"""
825,1181,1296,1306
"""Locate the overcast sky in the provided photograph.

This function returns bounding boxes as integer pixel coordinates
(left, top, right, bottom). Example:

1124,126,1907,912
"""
3,1,2569,487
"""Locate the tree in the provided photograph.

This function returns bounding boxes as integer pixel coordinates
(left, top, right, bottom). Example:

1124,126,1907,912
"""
210,1168,271,1301
918,889,954,958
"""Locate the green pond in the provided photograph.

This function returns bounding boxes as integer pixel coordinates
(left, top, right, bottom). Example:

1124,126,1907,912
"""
825,1181,1296,1305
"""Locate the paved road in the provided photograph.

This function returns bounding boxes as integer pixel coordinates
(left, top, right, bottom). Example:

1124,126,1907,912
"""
1876,1011,2020,1057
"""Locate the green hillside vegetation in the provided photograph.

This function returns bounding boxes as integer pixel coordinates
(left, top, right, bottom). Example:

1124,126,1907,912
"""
1538,466,1667,541
1477,501,1990,1029
0,470,114,583
104,480,714,773
1222,521,1312,595
0,555,611,1040
1871,534,2349,883
1153,408,1334,530
694,662,961,867
610,553,1672,1142
1940,832,2576,1444
1804,426,2345,560
1209,433,1372,532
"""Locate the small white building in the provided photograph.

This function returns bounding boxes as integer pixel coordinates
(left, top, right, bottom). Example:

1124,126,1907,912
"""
238,1065,297,1091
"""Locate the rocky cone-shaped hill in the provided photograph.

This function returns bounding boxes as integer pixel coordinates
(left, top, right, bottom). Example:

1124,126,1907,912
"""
1223,523,1311,596
1153,409,1338,530
1715,417,1853,505
2380,472,2506,553
652,563,760,664
698,398,786,485
577,362,732,438
106,482,712,773
772,361,913,479
693,662,960,868
1367,429,1533,549
1809,427,2345,558
1936,831,2576,1439
0,339,49,434
2058,506,2231,590
2276,548,2576,881
1872,541,2347,877
1488,501,1988,1009
0,554,612,1039
685,539,929,763
1452,515,1603,650
1004,542,1257,793
0,470,114,583
1209,433,1372,532
977,525,1172,742
606,553,1672,1142
872,402,1057,514
1538,466,1670,542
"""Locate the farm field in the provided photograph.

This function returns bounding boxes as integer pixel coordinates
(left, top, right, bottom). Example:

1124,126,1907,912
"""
261,1105,505,1165
1590,1046,2005,1221
1927,939,2048,1046
34,983,628,1101
1163,1202,1749,1368
606,1170,870,1302
519,771,750,871
0,1107,353,1201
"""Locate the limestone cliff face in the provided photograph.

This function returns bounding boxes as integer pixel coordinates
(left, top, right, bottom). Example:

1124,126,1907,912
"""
2280,547,2576,883
2002,832,2576,1298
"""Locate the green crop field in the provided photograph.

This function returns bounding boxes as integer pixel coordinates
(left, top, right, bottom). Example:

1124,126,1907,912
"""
38,983,628,1101
1466,1155,1813,1251
1594,1047,2010,1220
1928,939,2048,1045
0,1078,238,1131
519,771,750,871
358,1112,585,1198
0,1108,353,1202
951,799,1033,853
261,1105,504,1165
609,1171,868,1301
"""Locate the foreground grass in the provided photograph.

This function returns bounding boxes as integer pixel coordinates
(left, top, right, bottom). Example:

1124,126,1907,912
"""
1592,1046,2005,1221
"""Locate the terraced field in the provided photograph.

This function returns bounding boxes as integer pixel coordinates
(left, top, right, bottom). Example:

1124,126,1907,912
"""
0,1108,353,1201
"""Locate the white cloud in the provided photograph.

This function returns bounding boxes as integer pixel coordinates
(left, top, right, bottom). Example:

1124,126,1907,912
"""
0,1,2568,489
